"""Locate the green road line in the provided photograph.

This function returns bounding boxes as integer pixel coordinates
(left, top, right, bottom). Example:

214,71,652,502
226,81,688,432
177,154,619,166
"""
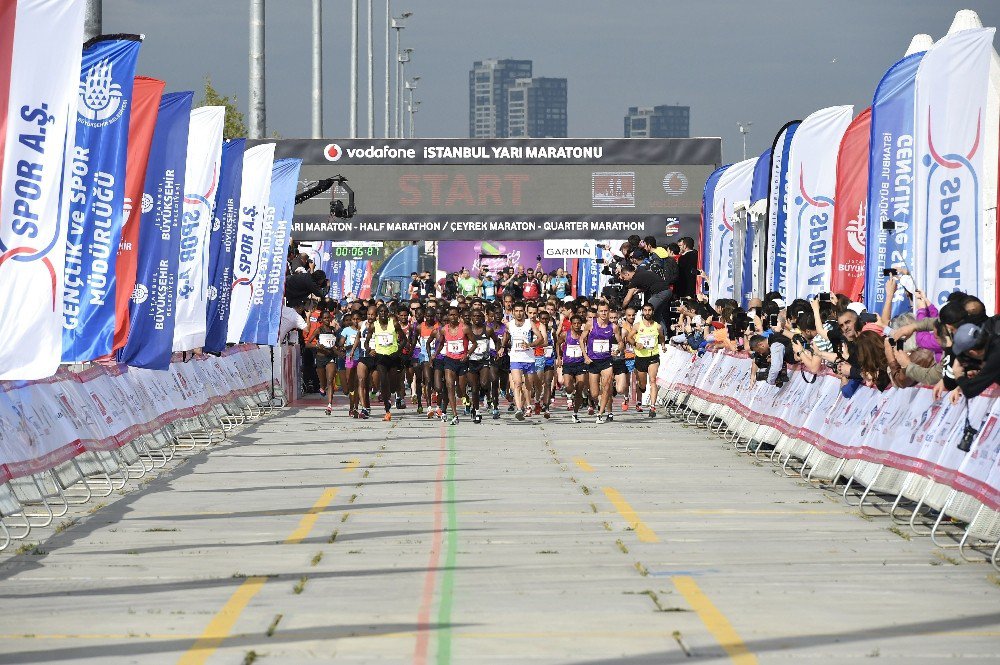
436,427,458,664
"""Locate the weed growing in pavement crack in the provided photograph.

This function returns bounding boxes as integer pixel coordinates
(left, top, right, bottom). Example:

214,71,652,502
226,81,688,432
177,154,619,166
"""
933,551,960,565
569,476,578,484
603,521,612,531
853,510,874,522
348,550,362,554
341,513,350,523
15,543,46,556
143,528,178,533
615,539,629,554
87,502,107,514
888,525,911,541
349,494,358,503
311,552,323,566
266,614,283,637
368,462,375,468
55,518,79,533
581,485,591,495
590,503,598,513
671,631,692,657
292,576,308,594
363,470,370,478
536,550,559,554
634,562,649,577
987,574,1000,587
242,650,259,664
328,530,338,543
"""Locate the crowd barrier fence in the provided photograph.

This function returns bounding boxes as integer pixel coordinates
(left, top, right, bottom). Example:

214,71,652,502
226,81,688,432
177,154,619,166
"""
0,345,286,550
655,346,1000,571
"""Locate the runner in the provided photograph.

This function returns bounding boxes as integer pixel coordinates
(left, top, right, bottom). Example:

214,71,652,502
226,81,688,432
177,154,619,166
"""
352,305,378,419
610,308,631,415
581,300,620,423
466,309,501,423
630,302,666,417
311,311,338,414
556,314,587,423
502,301,543,421
536,310,556,419
415,309,439,414
335,312,361,417
362,305,406,422
395,308,413,410
485,306,504,419
436,306,475,425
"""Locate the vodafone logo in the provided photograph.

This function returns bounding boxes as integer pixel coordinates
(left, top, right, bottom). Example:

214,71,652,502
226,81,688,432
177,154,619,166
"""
324,143,343,161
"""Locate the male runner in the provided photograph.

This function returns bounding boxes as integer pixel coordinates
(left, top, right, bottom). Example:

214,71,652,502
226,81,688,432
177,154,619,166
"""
502,301,543,421
580,300,621,423
436,307,475,425
557,314,587,423
362,305,406,421
630,302,666,417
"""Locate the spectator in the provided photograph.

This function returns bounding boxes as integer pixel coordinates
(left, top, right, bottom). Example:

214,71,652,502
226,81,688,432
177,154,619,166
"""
285,269,328,309
619,262,673,330
749,333,790,387
675,236,699,298
951,318,1000,399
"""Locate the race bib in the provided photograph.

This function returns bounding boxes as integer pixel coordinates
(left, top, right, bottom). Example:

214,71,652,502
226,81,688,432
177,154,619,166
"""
318,333,335,348
446,340,465,354
513,336,529,352
375,334,393,347
544,346,554,358
565,344,582,358
639,335,657,349
475,339,489,354
611,343,620,355
592,339,610,354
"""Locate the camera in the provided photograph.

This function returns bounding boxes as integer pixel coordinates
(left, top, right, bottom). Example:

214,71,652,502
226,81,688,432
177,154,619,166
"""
883,268,898,277
792,333,808,348
958,420,979,453
536,255,542,262
893,338,905,352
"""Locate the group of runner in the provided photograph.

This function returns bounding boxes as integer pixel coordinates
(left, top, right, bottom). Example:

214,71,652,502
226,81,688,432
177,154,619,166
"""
308,293,667,425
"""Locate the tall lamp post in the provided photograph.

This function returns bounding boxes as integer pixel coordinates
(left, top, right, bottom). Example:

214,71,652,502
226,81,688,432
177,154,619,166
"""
737,121,752,160
390,13,411,138
349,0,359,138
397,47,413,139
311,0,322,138
404,77,419,138
408,99,421,139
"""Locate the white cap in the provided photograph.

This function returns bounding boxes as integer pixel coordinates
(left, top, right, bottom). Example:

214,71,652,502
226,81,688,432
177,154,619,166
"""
847,302,866,315
562,296,575,303
772,298,786,309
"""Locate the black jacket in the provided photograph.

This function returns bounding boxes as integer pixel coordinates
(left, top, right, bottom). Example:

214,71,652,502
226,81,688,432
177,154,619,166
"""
676,250,699,298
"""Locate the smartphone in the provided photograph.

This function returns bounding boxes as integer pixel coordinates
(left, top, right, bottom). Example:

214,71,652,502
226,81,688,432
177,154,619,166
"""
883,268,898,277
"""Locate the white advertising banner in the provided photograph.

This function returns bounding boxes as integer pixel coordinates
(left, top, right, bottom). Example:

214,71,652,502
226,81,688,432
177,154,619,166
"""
709,158,756,299
227,143,275,344
173,106,225,351
783,105,853,300
543,239,598,259
913,27,995,306
0,0,86,379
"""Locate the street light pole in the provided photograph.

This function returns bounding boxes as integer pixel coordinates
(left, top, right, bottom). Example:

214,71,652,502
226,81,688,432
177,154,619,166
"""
409,99,420,138
404,77,419,138
366,0,374,138
384,1,390,137
390,13,411,138
249,0,266,139
349,0,358,138
737,121,752,160
311,0,322,138
84,0,102,41
398,48,412,139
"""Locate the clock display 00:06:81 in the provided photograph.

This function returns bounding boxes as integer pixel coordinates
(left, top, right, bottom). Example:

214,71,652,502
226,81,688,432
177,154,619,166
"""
333,246,382,259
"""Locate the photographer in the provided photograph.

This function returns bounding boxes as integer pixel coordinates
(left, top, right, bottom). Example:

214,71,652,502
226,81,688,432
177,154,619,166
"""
619,260,674,330
749,333,790,387
950,319,1000,400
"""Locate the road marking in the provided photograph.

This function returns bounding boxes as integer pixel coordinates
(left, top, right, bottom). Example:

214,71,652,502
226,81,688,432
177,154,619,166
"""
342,459,360,472
176,576,268,665
413,427,448,665
573,457,594,472
284,487,339,544
436,426,459,664
602,487,659,543
672,576,757,665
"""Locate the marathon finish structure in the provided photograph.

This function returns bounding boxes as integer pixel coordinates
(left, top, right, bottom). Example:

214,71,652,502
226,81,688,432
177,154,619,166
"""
249,138,722,241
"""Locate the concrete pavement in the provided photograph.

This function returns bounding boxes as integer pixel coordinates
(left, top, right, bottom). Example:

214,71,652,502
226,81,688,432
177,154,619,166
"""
0,400,998,664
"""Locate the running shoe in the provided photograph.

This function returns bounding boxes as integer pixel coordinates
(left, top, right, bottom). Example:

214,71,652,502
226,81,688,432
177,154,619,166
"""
360,409,370,420
319,387,326,396
571,413,582,424
622,399,629,412
473,412,483,424
596,414,607,424
606,413,615,422
566,397,573,410
324,405,332,416
648,407,657,418
448,415,459,425
492,408,500,420
417,406,424,414
397,398,406,409
636,403,644,413
383,412,392,422
534,402,541,415
515,409,525,421
543,409,550,420
508,403,516,412
351,409,359,418
427,408,436,419
588,406,595,416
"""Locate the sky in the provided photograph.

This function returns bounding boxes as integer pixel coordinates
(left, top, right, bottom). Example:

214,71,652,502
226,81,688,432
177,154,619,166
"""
105,0,1000,163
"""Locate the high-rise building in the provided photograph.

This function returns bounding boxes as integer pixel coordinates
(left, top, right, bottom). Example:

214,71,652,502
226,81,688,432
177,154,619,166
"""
624,105,690,138
507,77,568,138
469,59,533,138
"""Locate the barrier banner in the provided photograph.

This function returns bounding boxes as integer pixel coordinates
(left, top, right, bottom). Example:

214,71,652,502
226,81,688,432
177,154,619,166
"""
113,76,165,351
699,165,730,274
766,121,800,293
830,108,871,301
118,91,193,369
0,0,86,379
227,143,275,343
913,28,995,305
657,348,1000,512
61,36,142,362
784,105,854,300
173,106,225,352
709,158,755,299
0,345,271,482
204,139,245,353
241,158,301,344
865,52,926,314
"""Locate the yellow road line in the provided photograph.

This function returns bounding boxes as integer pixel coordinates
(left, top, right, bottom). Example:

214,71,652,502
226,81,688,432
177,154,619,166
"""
284,487,339,544
176,576,268,665
342,459,360,473
573,457,594,472
602,487,659,543
672,576,757,665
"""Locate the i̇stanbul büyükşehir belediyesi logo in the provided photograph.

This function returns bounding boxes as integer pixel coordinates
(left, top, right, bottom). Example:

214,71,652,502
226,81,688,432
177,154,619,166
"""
78,58,128,127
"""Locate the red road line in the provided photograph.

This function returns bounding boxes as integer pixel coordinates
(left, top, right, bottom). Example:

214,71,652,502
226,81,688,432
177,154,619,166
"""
413,424,447,665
